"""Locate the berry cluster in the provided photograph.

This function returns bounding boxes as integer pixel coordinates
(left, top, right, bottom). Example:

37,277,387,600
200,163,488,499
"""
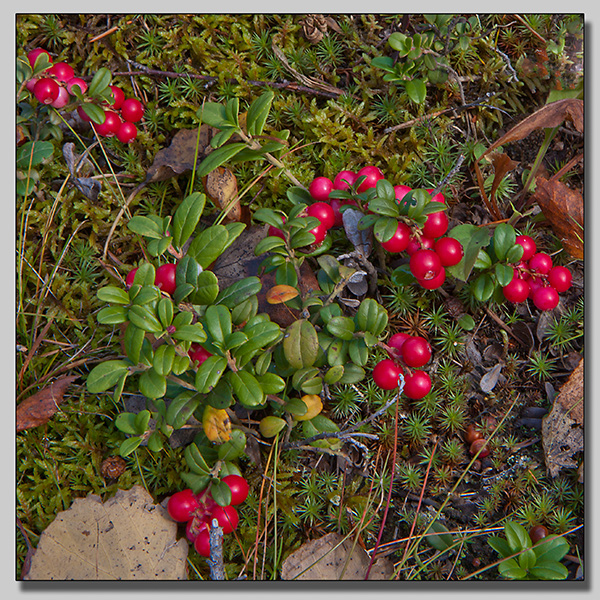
166,475,249,557
372,332,433,400
306,170,464,289
25,47,143,144
126,263,177,295
502,235,572,311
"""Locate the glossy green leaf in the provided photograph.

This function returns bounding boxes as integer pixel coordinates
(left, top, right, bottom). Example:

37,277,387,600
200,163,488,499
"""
505,522,531,554
206,378,234,409
497,558,528,580
368,197,400,217
128,304,163,333
181,472,212,494
17,141,54,169
246,90,275,136
216,276,262,308
326,316,356,341
185,442,212,475
115,412,141,435
127,215,164,239
472,273,495,302
493,223,517,261
195,355,228,393
217,429,246,460
373,216,401,242
446,224,492,282
283,319,319,369
338,363,365,384
139,367,167,399
172,323,207,344
327,338,347,366
205,304,232,344
474,249,493,270
191,270,220,305
97,305,128,325
87,67,112,98
147,431,164,453
86,360,130,393
252,207,285,229
405,78,427,104
506,243,525,264
348,337,369,366
231,295,259,325
167,392,202,429
152,344,175,376
187,224,229,269
324,365,344,384
528,562,568,580
157,297,174,328
81,102,105,124
210,479,233,507
119,436,143,457
134,409,151,433
256,372,286,394
229,370,265,407
425,521,454,551
196,142,247,178
197,102,228,127
532,535,570,563
355,298,388,336
97,285,131,305
495,263,514,287
172,192,206,248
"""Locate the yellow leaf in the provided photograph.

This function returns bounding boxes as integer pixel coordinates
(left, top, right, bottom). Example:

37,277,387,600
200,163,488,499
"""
265,284,299,305
294,394,323,421
202,405,231,443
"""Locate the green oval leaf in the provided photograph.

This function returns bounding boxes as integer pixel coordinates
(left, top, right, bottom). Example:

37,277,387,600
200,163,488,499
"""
196,143,247,178
229,370,265,407
139,367,167,399
86,360,130,393
195,355,228,393
167,392,202,429
283,319,319,369
97,285,131,305
97,305,128,325
128,304,163,333
172,192,206,248
246,90,275,136
217,429,246,460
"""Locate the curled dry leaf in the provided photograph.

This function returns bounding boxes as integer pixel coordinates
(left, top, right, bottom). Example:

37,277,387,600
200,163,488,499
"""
532,175,583,259
281,532,394,580
24,485,188,580
541,356,584,477
16,375,79,433
202,166,242,222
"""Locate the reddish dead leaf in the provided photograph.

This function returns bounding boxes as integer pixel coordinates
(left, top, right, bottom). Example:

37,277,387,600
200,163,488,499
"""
265,284,300,304
203,166,242,222
541,356,583,477
533,175,584,259
478,98,583,161
490,152,519,201
16,375,78,433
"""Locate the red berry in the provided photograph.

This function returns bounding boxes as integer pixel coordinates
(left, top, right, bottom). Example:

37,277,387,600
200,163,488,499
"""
410,249,442,281
434,237,464,266
333,170,357,190
67,77,88,95
406,233,434,255
268,225,285,240
48,61,74,83
50,85,70,108
403,370,432,400
95,110,122,137
188,344,213,367
155,263,177,295
109,85,125,110
308,176,333,201
307,202,335,230
186,517,208,543
547,265,572,293
308,222,327,245
125,268,138,288
526,274,544,300
33,77,60,104
417,268,446,290
116,120,138,143
515,235,537,261
502,277,530,303
356,165,384,192
193,527,212,557
330,198,357,227
427,189,446,204
532,286,559,311
167,489,200,523
528,252,553,275
221,475,249,505
401,336,432,368
394,184,412,202
210,505,239,534
423,210,449,239
27,48,52,68
381,221,411,253
470,438,490,458
120,97,145,122
388,332,411,353
372,359,403,390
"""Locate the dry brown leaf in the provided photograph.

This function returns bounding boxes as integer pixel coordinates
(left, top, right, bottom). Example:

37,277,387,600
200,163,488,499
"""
145,125,216,183
281,532,394,580
479,98,583,161
532,175,584,259
541,356,584,477
203,166,242,222
490,152,519,201
16,375,78,433
24,485,188,580
265,284,299,304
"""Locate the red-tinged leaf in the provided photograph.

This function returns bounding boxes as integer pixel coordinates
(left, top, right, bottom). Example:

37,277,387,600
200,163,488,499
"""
17,375,79,432
265,284,299,304
533,176,583,259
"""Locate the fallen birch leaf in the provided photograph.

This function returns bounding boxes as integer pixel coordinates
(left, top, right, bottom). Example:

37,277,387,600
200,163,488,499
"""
532,175,583,259
541,356,584,477
24,486,188,580
17,375,79,433
281,532,394,580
